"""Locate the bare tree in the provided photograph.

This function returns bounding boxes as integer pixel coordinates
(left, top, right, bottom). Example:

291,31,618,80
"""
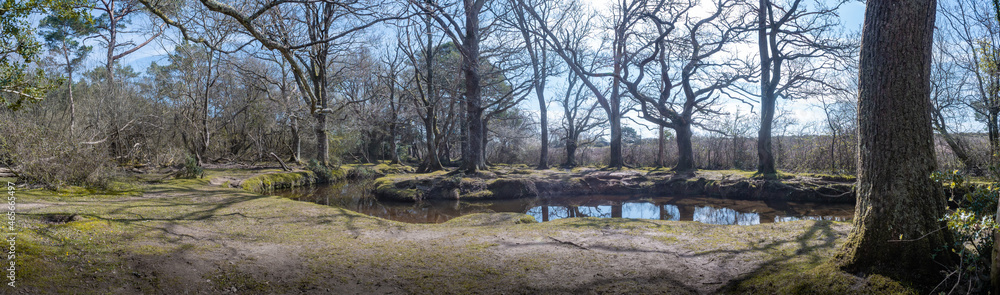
753,0,853,176
618,0,753,171
398,17,448,172
380,47,409,164
508,0,560,169
557,66,606,167
39,14,95,136
139,0,403,165
518,0,629,168
930,32,979,170
93,0,164,89
411,0,492,173
940,0,1000,161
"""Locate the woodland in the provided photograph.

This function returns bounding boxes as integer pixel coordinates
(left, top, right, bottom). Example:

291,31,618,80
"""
2,0,1000,293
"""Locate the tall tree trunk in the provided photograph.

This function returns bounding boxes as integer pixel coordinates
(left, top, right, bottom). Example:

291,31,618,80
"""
67,67,75,137
989,109,999,159
419,118,444,172
440,141,452,166
315,112,328,165
657,126,665,168
313,65,329,165
200,50,213,165
538,89,549,169
757,97,777,175
609,112,623,168
482,118,489,166
565,138,577,167
290,117,301,163
830,130,836,172
460,0,486,173
675,123,694,171
389,123,401,164
757,0,778,176
834,0,954,279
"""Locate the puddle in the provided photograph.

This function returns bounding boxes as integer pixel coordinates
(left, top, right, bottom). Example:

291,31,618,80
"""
40,213,82,224
275,181,854,224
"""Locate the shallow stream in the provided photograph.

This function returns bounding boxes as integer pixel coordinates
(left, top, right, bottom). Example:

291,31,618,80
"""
274,180,854,224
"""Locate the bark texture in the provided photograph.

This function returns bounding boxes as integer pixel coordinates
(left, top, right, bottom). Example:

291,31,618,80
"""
834,0,953,280
459,0,487,173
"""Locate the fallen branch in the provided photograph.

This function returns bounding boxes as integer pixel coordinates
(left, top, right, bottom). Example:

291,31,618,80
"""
270,152,291,171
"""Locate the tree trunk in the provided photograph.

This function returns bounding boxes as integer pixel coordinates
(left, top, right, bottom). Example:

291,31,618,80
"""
200,50,213,166
419,118,444,172
565,139,578,167
538,90,549,169
936,127,975,170
834,0,954,280
290,117,301,163
830,130,836,172
608,112,623,168
460,0,487,174
674,123,694,171
657,126,665,168
315,112,328,165
757,97,777,175
67,67,75,137
389,123,400,164
989,108,999,159
757,0,778,176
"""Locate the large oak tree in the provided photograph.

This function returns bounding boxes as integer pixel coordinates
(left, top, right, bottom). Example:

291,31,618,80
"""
834,0,954,279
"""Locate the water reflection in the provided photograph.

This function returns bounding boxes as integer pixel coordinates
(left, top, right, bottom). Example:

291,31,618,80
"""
693,206,759,225
275,181,854,225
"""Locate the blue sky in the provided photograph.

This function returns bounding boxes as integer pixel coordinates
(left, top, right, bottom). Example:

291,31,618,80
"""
91,0,877,138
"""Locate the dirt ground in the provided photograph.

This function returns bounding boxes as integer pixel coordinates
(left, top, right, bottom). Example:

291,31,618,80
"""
8,170,906,294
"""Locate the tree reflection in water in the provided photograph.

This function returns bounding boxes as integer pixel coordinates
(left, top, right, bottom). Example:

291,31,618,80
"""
276,181,854,224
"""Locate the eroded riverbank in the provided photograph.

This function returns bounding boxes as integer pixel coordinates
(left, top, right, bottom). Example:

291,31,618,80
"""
372,167,857,204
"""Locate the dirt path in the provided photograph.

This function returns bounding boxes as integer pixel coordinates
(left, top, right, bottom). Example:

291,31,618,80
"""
12,174,855,294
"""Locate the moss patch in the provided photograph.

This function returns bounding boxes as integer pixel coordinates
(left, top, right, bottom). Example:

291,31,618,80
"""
240,171,318,193
372,176,423,201
724,263,915,294
443,213,537,226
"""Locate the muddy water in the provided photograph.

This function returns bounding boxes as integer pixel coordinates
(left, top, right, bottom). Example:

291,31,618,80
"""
275,181,854,224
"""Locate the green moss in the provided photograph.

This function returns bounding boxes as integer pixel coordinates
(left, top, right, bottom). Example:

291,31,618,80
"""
240,171,317,193
463,190,494,199
804,173,856,182
207,266,271,293
442,213,537,226
372,163,415,175
52,181,144,197
517,215,537,224
725,263,916,294
372,176,423,201
700,169,758,178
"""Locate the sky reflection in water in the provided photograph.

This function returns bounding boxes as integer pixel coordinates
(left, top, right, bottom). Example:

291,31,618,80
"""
276,181,853,225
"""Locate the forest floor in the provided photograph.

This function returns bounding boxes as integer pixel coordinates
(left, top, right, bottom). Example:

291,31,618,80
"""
10,169,916,294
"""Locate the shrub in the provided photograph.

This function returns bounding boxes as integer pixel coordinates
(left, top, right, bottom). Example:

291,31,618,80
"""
932,170,1000,292
177,155,203,179
306,160,344,183
1,118,117,188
